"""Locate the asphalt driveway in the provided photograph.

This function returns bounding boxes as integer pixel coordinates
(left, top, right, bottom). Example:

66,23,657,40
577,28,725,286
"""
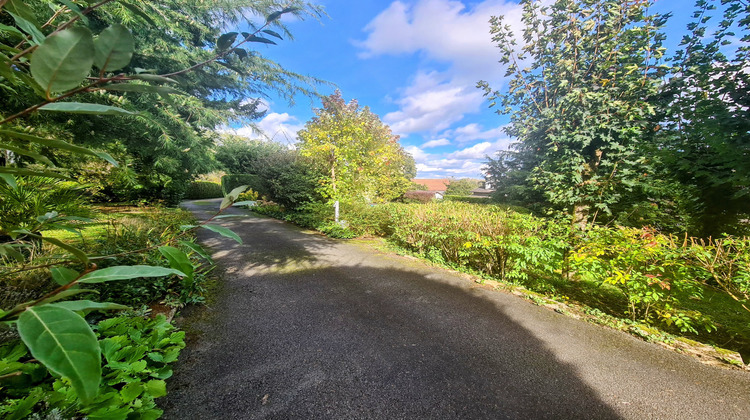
161,199,750,419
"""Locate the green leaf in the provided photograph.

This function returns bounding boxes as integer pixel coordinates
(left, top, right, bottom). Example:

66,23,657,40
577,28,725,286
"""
217,32,238,51
130,74,178,84
47,300,129,313
39,102,135,116
55,0,88,24
145,379,167,398
30,27,95,96
0,173,17,189
0,129,117,165
14,230,89,264
158,246,194,278
178,240,213,264
4,0,39,27
120,382,143,403
262,29,283,40
7,12,45,45
233,200,257,207
120,1,158,27
200,224,242,244
233,48,248,60
51,267,79,286
78,265,186,284
94,24,135,72
266,11,283,23
220,185,248,210
0,167,68,179
245,35,276,45
36,289,99,306
17,306,101,404
0,142,54,165
102,83,184,95
0,244,24,262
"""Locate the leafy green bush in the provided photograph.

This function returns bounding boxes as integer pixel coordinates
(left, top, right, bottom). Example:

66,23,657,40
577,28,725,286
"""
444,195,491,204
0,315,184,419
387,201,568,283
570,226,708,332
221,174,266,196
184,181,223,199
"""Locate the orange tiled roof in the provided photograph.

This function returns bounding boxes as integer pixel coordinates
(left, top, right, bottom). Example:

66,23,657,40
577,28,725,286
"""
412,179,450,191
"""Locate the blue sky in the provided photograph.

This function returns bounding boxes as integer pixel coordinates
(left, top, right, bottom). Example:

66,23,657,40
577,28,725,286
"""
232,0,694,179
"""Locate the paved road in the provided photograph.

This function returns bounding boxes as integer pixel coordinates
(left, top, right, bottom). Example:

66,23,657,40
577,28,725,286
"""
162,199,750,419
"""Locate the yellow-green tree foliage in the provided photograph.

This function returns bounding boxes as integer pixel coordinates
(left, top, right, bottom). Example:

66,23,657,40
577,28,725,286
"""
298,91,414,204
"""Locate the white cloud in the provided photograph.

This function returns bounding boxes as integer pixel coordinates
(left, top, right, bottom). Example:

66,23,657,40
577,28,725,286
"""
358,0,525,82
257,113,304,144
447,141,493,159
219,112,304,145
383,71,484,135
445,123,508,143
422,138,450,148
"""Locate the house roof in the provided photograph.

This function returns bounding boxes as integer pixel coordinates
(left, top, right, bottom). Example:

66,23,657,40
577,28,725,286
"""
412,178,450,191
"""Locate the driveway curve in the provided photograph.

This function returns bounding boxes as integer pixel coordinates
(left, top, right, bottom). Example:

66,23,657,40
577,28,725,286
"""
162,199,750,419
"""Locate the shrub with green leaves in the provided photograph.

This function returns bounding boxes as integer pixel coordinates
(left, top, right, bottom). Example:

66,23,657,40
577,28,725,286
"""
387,201,568,283
570,226,709,333
184,181,223,199
221,174,266,196
0,315,184,419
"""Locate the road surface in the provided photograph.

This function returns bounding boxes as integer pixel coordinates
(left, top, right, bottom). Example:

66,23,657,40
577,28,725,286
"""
161,199,750,419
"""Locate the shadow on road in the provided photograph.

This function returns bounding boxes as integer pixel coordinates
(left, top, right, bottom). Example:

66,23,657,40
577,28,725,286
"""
164,260,623,419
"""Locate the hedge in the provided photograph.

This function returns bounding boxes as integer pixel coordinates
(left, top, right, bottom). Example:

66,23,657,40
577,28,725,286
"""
184,181,223,199
221,174,267,196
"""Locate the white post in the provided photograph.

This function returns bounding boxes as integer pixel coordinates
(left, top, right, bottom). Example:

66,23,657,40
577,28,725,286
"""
334,200,340,223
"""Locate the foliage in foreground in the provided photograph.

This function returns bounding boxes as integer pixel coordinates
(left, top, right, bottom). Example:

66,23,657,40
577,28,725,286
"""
1,314,184,420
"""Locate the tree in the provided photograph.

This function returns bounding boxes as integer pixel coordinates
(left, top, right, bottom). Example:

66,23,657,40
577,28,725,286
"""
479,0,669,228
655,0,750,237
0,0,324,203
445,178,479,196
215,133,289,175
297,91,413,216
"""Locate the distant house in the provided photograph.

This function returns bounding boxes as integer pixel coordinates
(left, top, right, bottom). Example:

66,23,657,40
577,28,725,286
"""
470,188,494,198
408,179,450,202
412,179,450,192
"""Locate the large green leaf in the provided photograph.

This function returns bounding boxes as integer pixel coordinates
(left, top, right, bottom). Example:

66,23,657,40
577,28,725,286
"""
0,244,24,262
0,167,68,179
200,224,242,244
220,185,248,210
30,27,95,96
47,300,129,313
50,267,80,286
17,306,101,404
178,240,213,264
0,142,54,165
130,74,177,84
7,12,45,45
0,173,17,189
158,246,194,278
39,102,135,116
0,129,118,166
102,83,183,95
245,35,276,45
217,32,238,50
4,0,39,27
94,24,135,72
78,265,186,284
